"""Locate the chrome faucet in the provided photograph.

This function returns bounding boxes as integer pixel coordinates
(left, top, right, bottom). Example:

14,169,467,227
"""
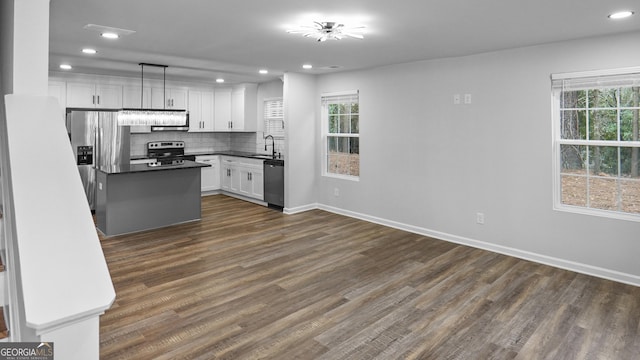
264,135,276,158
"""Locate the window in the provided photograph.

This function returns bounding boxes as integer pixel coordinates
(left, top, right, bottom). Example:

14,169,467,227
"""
322,91,360,179
552,68,640,221
264,97,284,139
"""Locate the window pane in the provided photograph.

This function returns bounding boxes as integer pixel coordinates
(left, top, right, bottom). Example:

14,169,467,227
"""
349,154,360,177
619,87,640,107
327,153,339,173
339,115,349,133
588,110,617,141
588,146,618,176
327,136,337,152
561,110,586,139
351,102,359,114
351,115,359,134
561,174,587,207
620,179,640,214
561,90,586,108
588,88,617,108
329,104,339,115
339,103,350,114
561,144,586,172
620,109,639,141
337,137,349,153
588,177,618,211
349,137,359,155
620,147,640,178
329,115,338,133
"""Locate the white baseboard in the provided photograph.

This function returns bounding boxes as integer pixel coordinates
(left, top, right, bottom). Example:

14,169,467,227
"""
312,204,640,288
284,203,319,215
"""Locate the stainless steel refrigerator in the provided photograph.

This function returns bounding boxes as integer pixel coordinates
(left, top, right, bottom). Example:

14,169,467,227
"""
67,109,130,210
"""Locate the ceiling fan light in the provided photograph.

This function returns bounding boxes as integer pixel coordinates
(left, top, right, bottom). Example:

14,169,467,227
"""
288,21,365,42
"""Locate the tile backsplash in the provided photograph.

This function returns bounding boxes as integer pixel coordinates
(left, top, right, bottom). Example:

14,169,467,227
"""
131,131,284,157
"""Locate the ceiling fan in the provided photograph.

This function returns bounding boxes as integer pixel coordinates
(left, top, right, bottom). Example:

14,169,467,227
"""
287,21,365,42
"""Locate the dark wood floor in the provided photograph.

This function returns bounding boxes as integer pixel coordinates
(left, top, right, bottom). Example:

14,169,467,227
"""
99,195,640,359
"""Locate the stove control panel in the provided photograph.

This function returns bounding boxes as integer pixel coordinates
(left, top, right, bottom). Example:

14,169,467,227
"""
147,141,185,149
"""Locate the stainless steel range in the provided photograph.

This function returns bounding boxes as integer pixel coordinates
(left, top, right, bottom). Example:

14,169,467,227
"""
147,141,195,166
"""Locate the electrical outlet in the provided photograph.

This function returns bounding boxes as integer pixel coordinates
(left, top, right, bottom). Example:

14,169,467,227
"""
453,94,461,104
464,94,472,104
476,212,485,225
334,188,340,197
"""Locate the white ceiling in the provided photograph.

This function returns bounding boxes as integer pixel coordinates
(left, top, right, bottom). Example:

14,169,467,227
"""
48,0,640,84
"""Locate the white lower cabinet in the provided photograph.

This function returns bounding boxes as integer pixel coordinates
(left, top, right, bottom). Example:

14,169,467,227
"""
196,155,220,192
220,156,263,200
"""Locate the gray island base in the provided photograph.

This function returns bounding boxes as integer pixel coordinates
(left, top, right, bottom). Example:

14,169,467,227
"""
96,160,210,236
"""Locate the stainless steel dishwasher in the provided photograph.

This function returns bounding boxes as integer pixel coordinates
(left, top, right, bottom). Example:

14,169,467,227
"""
264,159,284,209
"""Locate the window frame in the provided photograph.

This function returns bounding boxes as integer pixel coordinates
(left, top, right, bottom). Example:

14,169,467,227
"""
263,97,284,139
551,67,640,222
321,90,360,181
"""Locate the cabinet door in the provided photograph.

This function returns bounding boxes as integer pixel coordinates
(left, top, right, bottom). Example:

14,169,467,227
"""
201,91,214,131
122,85,151,108
95,84,122,108
170,88,188,110
151,87,188,109
229,166,240,193
238,167,252,196
188,90,214,132
221,165,232,191
151,87,168,109
188,90,203,132
66,82,96,108
214,88,232,131
251,169,264,200
231,88,245,130
197,156,220,191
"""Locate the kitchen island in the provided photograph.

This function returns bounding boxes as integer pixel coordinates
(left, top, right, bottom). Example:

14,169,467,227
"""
95,160,210,236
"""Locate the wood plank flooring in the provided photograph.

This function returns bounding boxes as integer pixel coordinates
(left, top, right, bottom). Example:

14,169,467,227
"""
99,195,640,359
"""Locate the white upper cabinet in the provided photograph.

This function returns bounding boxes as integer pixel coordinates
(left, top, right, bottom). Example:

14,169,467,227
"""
188,90,214,132
122,85,151,109
230,83,257,131
151,87,188,110
214,88,232,131
66,82,122,109
213,84,257,132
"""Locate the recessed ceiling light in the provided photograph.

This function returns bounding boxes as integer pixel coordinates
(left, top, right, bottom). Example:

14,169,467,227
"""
82,48,97,54
609,11,634,19
59,64,72,70
302,64,313,69
259,69,269,74
216,78,225,83
101,32,119,39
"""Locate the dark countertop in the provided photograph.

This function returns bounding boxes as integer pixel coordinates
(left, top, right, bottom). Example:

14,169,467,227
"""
131,151,284,161
98,160,211,175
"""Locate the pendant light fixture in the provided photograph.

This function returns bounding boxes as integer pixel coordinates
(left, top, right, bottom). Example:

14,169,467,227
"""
117,63,188,126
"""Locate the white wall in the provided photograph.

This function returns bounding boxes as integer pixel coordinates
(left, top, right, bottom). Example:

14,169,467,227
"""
283,73,317,211
312,31,640,285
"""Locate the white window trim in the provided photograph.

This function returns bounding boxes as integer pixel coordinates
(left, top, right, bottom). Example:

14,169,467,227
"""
551,68,640,222
264,97,284,139
321,90,360,181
